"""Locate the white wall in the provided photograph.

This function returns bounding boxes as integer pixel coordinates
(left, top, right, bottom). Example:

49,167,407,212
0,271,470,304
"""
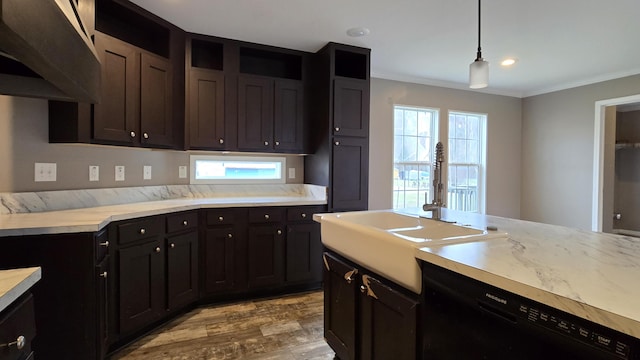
521,74,640,230
369,78,523,218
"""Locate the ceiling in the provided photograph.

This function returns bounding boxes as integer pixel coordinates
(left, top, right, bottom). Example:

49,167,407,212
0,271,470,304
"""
129,0,640,98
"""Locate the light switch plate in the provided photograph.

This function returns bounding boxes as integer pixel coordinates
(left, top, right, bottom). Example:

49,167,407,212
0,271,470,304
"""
35,162,57,182
115,166,125,181
89,165,99,182
288,168,296,179
143,166,152,180
179,166,187,179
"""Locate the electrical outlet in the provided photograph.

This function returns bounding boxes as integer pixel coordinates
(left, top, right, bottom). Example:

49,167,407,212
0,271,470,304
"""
179,166,187,179
143,166,152,180
89,166,99,182
115,166,125,181
35,162,57,182
288,168,296,179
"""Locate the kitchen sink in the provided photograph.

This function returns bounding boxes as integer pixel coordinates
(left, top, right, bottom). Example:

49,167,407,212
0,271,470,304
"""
314,210,508,294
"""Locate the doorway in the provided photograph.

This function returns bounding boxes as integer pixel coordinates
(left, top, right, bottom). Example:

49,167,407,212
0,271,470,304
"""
592,94,640,233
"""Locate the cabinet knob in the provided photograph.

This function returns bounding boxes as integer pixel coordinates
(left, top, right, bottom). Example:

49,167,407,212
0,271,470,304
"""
143,132,149,139
170,243,175,249
277,229,282,235
130,131,136,138
218,216,224,222
219,138,224,144
139,228,146,235
335,127,340,132
264,214,270,220
264,141,269,146
360,285,366,293
183,220,188,226
275,141,280,146
155,246,161,253
227,233,233,238
99,271,108,278
301,213,307,218
99,240,109,247
335,141,340,146
0,335,26,350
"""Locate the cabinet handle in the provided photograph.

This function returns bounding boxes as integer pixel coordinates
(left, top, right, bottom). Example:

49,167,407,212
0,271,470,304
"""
218,216,224,222
0,335,26,350
264,141,269,146
264,214,270,220
99,271,108,278
183,220,188,226
360,285,366,293
301,213,307,218
139,228,146,235
143,132,149,139
275,141,280,146
155,246,161,253
227,233,233,238
99,240,109,247
170,243,175,249
219,138,224,144
277,229,282,235
130,131,136,138
335,141,340,146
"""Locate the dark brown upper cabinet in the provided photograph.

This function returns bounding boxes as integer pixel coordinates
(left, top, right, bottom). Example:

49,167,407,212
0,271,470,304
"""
333,78,370,138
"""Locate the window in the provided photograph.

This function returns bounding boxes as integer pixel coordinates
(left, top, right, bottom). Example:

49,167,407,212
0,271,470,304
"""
393,106,438,209
190,155,285,184
447,111,486,213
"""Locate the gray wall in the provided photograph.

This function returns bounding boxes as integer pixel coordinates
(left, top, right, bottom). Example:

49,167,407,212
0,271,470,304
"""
521,74,640,230
369,78,523,218
0,95,304,193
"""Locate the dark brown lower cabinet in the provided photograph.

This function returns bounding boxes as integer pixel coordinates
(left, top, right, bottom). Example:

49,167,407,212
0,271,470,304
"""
285,223,322,284
166,231,199,310
0,293,36,360
247,224,285,289
323,251,420,360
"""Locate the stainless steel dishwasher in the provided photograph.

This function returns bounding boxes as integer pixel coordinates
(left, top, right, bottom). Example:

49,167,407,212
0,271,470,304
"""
421,261,640,359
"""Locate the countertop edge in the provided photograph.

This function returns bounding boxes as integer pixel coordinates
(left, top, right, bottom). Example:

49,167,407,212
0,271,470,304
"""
0,267,42,313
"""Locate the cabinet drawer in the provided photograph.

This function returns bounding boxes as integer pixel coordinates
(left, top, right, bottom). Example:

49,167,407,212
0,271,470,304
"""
117,216,164,245
0,294,36,360
166,211,198,234
205,210,237,226
287,206,326,222
95,228,110,262
248,208,284,223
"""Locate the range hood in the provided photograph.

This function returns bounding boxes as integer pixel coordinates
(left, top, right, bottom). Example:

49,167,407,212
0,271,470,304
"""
0,0,101,103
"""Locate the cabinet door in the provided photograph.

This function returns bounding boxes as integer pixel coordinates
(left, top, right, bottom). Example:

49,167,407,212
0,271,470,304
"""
332,136,369,211
359,274,418,360
96,255,110,360
203,227,236,294
274,79,304,152
238,75,274,151
166,231,199,310
140,52,174,147
323,252,358,360
286,223,322,284
333,78,369,138
247,225,284,289
93,33,139,144
189,68,226,149
118,240,164,335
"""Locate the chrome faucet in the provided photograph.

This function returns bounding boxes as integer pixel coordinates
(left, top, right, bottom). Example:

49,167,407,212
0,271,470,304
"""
423,142,445,220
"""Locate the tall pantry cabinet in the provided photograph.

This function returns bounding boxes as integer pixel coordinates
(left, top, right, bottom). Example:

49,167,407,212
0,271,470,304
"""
305,43,370,212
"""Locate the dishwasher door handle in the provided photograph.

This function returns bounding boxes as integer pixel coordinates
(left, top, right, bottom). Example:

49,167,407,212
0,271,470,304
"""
477,301,518,324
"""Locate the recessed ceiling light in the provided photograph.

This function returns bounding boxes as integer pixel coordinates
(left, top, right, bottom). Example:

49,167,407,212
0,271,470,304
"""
347,27,370,37
501,58,518,66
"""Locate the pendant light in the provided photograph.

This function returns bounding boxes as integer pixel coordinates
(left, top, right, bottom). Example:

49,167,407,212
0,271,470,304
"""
469,0,488,89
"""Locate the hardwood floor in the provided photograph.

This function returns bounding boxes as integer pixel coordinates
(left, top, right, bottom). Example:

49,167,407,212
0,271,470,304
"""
110,291,335,360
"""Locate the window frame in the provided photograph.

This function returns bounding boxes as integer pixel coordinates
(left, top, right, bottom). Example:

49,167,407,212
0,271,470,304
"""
189,154,286,185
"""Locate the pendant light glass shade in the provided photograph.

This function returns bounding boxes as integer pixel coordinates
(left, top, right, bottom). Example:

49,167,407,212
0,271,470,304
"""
469,58,489,89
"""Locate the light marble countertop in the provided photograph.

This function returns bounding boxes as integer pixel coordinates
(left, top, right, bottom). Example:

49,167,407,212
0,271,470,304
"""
0,184,326,237
408,208,640,339
0,267,41,313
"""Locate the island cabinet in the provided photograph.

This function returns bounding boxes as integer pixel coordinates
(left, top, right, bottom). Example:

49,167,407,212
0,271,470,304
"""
0,231,111,360
0,293,36,360
323,251,419,360
306,43,370,212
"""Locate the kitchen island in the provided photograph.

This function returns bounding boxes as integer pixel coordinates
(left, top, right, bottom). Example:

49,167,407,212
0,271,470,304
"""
0,267,40,360
316,208,640,359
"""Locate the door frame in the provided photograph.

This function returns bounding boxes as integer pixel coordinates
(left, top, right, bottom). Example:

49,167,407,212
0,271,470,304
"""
592,93,640,231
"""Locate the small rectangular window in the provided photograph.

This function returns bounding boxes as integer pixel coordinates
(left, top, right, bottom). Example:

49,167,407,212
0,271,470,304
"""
190,155,286,184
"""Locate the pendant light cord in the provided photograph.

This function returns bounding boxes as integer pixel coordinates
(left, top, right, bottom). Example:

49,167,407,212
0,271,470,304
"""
476,0,482,60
